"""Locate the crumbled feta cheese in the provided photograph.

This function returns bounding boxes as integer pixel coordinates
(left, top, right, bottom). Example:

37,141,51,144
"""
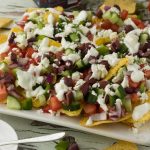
90,25,97,35
56,23,75,37
79,24,89,35
61,37,77,49
127,64,140,71
121,76,129,88
55,79,70,101
105,84,119,96
124,29,141,54
132,103,150,121
104,53,119,67
34,24,54,38
74,79,85,90
83,47,99,63
15,34,27,48
124,18,137,29
97,95,108,112
137,92,148,102
62,53,80,64
92,82,100,88
97,29,117,40
72,72,81,80
48,13,54,25
131,70,144,83
73,10,87,24
115,99,122,117
126,55,135,64
24,21,37,32
91,64,108,80
79,33,90,44
143,65,150,70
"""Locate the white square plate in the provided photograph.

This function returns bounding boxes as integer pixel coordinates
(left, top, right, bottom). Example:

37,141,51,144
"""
0,104,150,145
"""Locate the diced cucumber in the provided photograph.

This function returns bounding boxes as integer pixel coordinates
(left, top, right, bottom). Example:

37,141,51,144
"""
37,35,46,41
139,82,146,93
61,70,71,77
73,90,83,101
0,62,8,72
21,98,32,110
63,101,80,111
87,11,93,21
37,22,44,29
109,13,119,24
96,45,109,56
76,59,85,69
102,11,112,20
86,91,97,104
109,95,117,106
116,18,123,26
94,88,104,95
119,43,128,54
124,99,132,112
115,85,126,99
32,95,46,108
45,84,52,93
69,33,80,42
65,48,74,55
139,33,149,44
7,96,21,110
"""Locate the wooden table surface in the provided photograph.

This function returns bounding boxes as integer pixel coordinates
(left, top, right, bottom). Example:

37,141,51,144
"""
0,0,150,150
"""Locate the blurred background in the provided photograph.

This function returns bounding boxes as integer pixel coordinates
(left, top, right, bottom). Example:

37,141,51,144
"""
33,0,150,21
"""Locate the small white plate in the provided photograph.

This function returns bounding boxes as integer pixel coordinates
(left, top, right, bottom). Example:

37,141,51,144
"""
0,120,18,150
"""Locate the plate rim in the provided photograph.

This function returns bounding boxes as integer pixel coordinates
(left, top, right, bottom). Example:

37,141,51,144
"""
0,104,150,146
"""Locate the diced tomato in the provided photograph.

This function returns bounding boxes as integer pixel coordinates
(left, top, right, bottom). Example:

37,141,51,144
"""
22,15,29,22
49,96,62,111
144,70,150,79
42,105,51,113
0,84,8,102
130,93,139,103
87,31,93,41
110,24,119,32
120,10,128,20
128,76,140,88
55,51,63,60
25,47,35,58
101,19,112,30
99,107,104,113
131,18,145,29
148,1,150,11
0,52,8,61
83,104,97,115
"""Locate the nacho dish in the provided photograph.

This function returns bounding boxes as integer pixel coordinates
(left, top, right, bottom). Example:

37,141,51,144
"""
0,5,150,129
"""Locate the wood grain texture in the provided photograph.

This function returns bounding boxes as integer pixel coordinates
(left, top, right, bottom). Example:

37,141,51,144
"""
0,0,150,150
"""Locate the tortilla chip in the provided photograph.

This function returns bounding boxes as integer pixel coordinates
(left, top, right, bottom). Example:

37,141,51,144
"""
11,26,23,33
0,34,8,44
0,17,13,28
80,114,131,127
60,107,83,117
104,58,128,81
103,0,136,14
104,140,138,150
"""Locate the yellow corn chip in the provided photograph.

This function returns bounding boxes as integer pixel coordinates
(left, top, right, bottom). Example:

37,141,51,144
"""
26,8,39,13
0,17,13,28
80,114,131,127
104,58,128,81
103,0,136,14
60,106,83,117
11,26,23,33
49,39,61,47
104,140,138,150
0,33,8,44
